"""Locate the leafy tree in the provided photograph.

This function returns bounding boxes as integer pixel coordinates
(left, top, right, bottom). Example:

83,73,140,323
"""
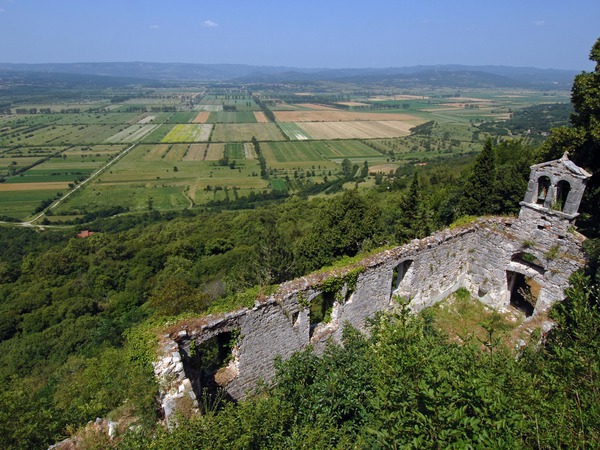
341,158,353,178
396,171,430,242
360,160,369,179
457,138,497,216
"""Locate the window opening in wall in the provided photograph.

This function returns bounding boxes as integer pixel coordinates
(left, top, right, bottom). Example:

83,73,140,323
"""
391,260,413,294
511,252,545,274
506,271,540,317
556,180,570,211
181,332,237,411
309,291,335,337
537,176,550,205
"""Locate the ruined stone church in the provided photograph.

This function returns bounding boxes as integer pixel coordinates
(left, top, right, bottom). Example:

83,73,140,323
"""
154,153,591,424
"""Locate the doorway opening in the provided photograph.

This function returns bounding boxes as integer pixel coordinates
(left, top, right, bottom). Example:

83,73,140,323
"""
506,271,540,317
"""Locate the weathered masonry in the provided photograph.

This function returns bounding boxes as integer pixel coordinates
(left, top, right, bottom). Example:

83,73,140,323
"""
154,154,590,424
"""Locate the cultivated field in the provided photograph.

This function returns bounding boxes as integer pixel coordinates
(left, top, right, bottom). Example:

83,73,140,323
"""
297,121,416,139
105,124,159,143
278,123,313,140
183,144,208,161
0,181,70,191
162,124,213,143
205,143,226,161
211,124,285,142
0,84,571,220
207,111,257,124
253,112,269,123
192,112,211,123
193,105,223,112
274,111,421,123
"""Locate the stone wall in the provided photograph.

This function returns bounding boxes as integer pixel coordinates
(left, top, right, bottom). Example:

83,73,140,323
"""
154,212,587,423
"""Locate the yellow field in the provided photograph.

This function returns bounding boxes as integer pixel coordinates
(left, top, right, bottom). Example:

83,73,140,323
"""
297,120,418,139
162,124,213,143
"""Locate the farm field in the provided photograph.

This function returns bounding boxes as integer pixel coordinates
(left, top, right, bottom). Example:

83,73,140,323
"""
273,110,421,122
164,111,198,123
211,123,285,142
193,105,223,112
297,120,417,139
0,187,68,219
1,124,121,146
192,112,211,123
261,140,387,165
105,124,159,143
50,143,270,215
261,141,328,163
0,144,125,219
183,144,208,161
141,124,175,143
207,111,257,123
205,143,225,161
161,124,213,143
278,123,313,140
253,112,269,123
225,143,245,160
0,83,572,220
50,112,140,125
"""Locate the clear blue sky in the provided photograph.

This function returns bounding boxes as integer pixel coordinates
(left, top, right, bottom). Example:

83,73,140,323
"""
1,0,598,70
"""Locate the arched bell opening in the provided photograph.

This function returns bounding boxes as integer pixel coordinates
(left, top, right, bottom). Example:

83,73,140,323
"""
536,176,551,205
555,180,571,211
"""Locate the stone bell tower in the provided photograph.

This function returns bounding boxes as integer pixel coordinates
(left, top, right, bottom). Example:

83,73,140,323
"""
516,152,591,237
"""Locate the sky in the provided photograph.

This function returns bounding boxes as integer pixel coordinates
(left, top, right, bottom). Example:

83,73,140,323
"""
0,0,599,70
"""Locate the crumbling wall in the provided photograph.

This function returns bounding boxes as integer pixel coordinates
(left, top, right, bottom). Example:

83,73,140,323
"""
154,215,587,423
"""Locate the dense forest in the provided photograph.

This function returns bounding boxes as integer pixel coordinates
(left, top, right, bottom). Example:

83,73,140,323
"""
0,39,599,449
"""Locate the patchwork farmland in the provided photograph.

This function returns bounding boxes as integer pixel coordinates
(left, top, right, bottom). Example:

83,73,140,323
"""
0,85,570,222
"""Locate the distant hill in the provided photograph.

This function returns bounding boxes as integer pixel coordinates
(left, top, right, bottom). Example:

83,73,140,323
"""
0,62,579,88
0,70,164,90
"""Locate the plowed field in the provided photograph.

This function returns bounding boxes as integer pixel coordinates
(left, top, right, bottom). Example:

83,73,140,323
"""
253,112,269,123
297,120,415,139
192,112,211,123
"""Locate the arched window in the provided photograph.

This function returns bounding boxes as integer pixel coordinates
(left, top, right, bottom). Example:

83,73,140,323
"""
556,180,570,211
536,176,550,205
